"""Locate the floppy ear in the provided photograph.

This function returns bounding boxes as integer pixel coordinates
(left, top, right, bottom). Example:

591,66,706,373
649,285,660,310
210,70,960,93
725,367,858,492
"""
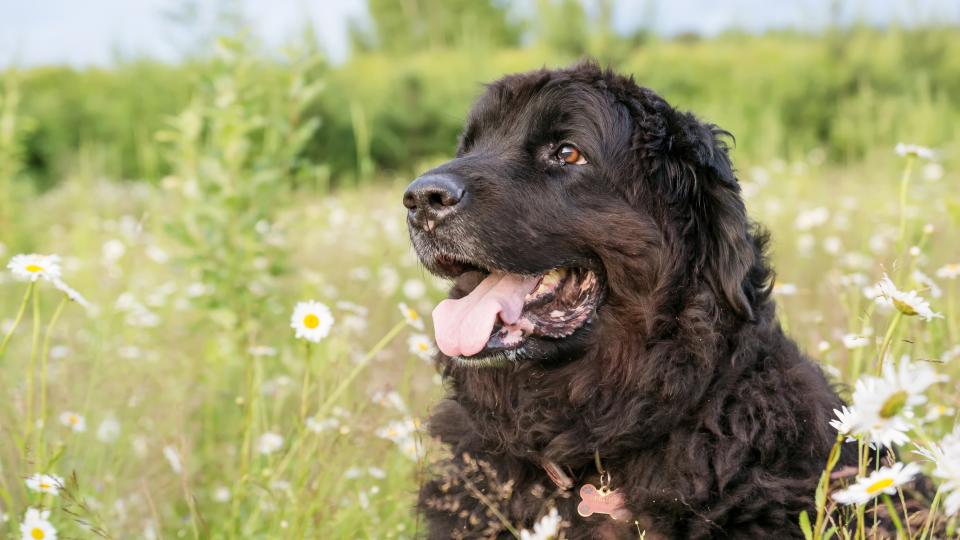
627,88,757,319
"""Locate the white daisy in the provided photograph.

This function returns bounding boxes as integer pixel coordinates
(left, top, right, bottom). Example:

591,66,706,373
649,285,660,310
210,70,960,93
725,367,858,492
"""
772,282,798,296
875,274,942,321
832,462,920,505
520,507,562,540
375,418,418,442
371,389,408,412
343,467,365,479
96,418,121,443
402,279,427,300
829,406,860,437
101,239,126,263
341,314,368,334
936,263,960,280
335,300,368,316
396,435,423,461
25,473,64,496
7,254,62,282
257,432,284,455
19,507,57,540
58,411,86,433
162,445,183,474
911,269,942,298
52,278,93,310
376,418,422,460
794,207,829,231
306,416,340,433
883,356,947,403
379,266,400,295
923,162,944,181
247,345,277,357
924,404,956,423
398,302,424,330
895,143,937,160
916,427,960,515
213,486,231,503
831,358,944,448
842,333,870,350
407,334,437,360
290,301,334,343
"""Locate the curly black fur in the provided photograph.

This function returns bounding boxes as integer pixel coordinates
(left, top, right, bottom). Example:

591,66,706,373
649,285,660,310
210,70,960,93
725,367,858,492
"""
407,62,855,539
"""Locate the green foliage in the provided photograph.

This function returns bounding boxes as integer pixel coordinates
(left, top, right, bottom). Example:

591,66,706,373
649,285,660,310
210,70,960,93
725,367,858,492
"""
535,0,591,56
6,26,960,192
355,0,521,53
156,35,325,339
799,510,813,540
0,72,36,251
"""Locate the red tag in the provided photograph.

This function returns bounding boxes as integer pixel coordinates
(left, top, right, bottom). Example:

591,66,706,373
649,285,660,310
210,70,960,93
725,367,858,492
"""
577,483,631,521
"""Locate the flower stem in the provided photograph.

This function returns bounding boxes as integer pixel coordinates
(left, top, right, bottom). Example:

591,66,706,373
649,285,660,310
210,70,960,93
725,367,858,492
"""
299,342,312,426
25,281,41,436
896,154,915,253
38,296,68,465
315,321,405,419
881,494,906,538
919,487,943,540
230,352,259,534
875,311,903,375
812,433,844,540
0,281,34,359
272,320,406,481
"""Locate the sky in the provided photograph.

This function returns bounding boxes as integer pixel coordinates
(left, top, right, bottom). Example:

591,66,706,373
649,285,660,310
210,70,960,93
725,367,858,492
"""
1,0,958,68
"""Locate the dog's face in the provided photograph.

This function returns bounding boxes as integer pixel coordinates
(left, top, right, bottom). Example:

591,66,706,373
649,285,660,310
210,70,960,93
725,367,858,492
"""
403,64,754,367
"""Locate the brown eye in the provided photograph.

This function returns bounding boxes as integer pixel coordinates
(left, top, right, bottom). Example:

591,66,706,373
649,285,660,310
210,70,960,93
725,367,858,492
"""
556,144,587,165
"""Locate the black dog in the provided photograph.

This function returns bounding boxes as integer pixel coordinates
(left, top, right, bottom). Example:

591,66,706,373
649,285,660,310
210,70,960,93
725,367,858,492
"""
403,62,846,539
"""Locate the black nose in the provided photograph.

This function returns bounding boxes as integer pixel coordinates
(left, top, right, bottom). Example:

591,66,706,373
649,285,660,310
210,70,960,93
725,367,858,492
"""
402,173,466,229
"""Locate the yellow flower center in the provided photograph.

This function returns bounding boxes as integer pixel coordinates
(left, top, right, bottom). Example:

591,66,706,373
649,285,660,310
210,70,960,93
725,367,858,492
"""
40,483,50,489
892,298,918,316
407,310,419,320
417,342,429,351
69,416,79,425
879,391,908,419
866,478,895,495
32,527,45,539
26,264,44,273
303,314,320,329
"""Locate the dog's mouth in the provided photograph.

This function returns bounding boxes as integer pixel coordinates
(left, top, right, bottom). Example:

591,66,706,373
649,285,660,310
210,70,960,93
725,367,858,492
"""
431,258,602,362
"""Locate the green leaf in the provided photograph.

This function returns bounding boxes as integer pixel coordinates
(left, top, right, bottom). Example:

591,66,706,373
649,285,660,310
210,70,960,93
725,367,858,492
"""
799,510,813,540
815,474,826,509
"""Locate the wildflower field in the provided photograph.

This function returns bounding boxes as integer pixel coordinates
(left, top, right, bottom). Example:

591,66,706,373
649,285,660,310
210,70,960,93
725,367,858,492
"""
2,20,960,540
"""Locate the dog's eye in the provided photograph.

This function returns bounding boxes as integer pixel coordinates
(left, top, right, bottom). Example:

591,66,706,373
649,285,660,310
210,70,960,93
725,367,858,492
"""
556,144,587,165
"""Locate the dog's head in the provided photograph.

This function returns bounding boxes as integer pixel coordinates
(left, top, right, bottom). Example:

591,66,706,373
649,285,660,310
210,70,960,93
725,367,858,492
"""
403,62,761,367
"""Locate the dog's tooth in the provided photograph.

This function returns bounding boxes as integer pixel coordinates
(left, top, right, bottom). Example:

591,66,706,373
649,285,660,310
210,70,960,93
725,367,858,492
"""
540,269,562,290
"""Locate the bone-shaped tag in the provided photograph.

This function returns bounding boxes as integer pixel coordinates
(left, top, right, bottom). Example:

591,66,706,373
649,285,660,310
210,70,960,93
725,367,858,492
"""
576,483,631,521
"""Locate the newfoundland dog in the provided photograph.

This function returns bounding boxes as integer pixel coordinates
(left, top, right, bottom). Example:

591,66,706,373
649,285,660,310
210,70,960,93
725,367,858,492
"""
402,62,848,539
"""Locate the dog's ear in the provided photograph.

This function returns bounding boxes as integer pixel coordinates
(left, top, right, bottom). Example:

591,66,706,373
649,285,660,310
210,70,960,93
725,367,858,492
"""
626,87,757,319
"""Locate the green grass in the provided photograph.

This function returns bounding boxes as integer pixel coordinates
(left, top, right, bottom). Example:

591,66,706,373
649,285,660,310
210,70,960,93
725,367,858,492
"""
1,152,958,538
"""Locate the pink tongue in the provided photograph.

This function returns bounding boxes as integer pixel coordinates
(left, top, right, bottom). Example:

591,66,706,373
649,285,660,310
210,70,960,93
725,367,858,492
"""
433,272,540,357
